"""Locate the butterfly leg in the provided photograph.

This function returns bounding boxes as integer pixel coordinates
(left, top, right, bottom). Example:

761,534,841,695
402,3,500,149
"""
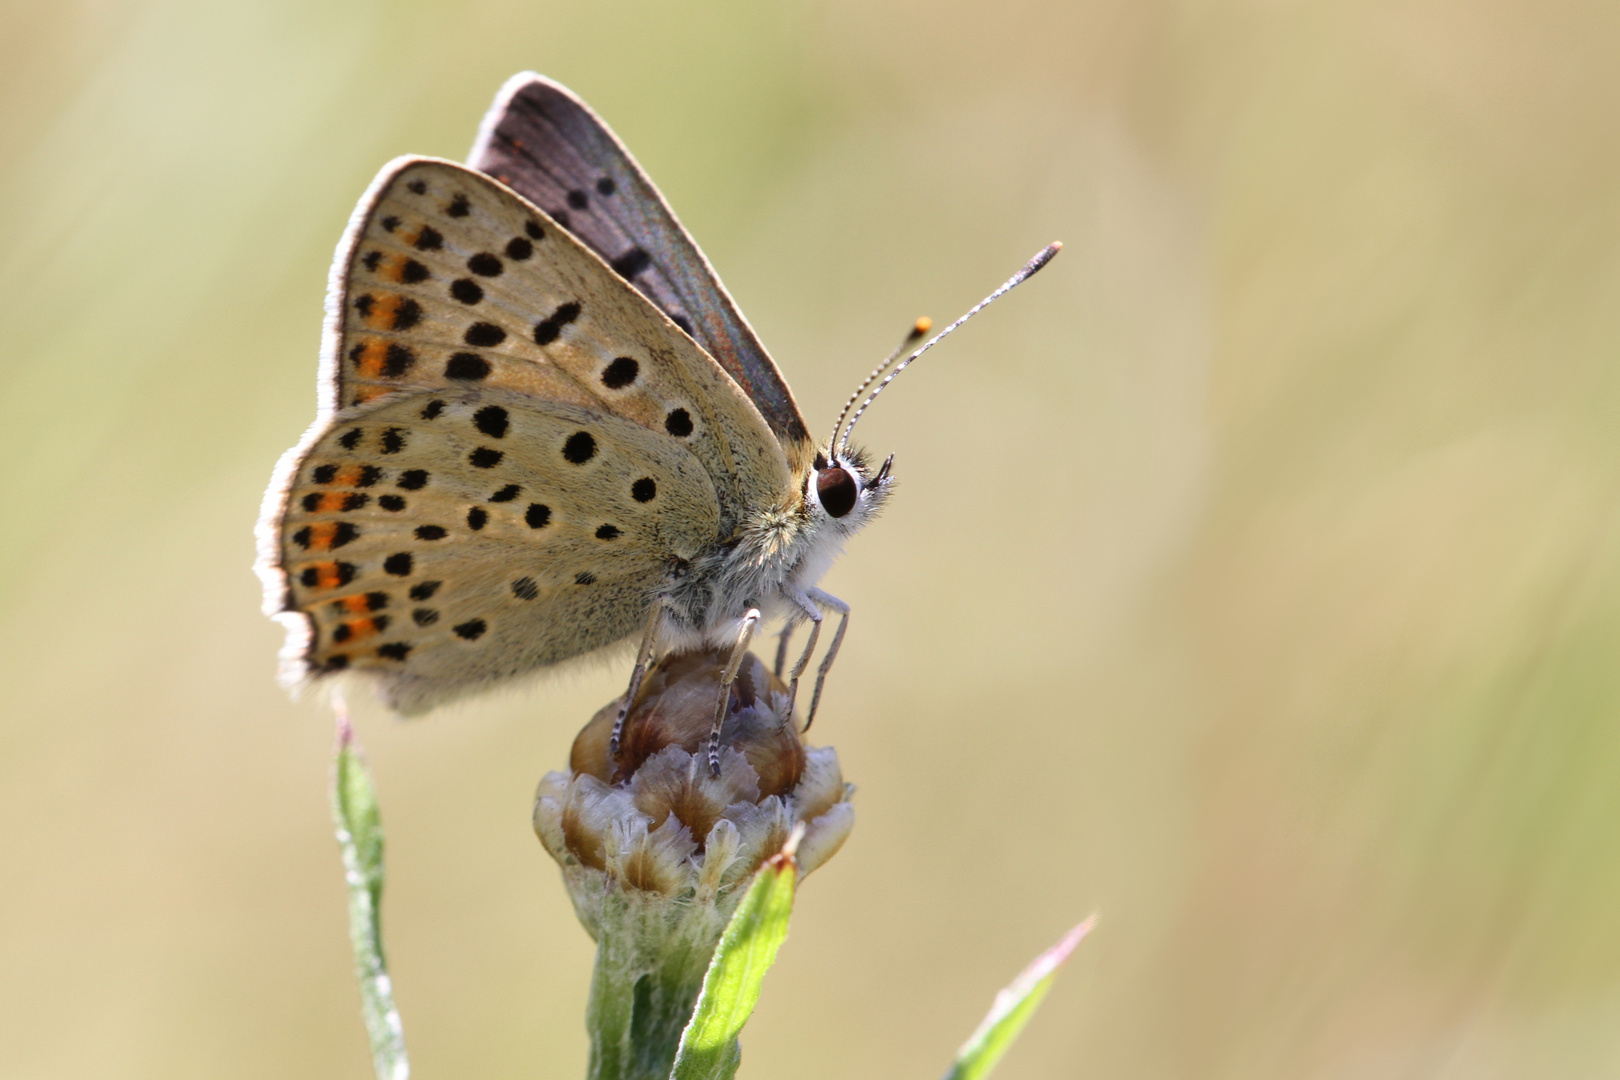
783,588,825,716
802,588,850,731
611,598,668,757
773,623,795,679
708,608,762,776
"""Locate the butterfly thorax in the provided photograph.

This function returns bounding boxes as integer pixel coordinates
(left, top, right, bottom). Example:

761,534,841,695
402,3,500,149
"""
653,445,890,650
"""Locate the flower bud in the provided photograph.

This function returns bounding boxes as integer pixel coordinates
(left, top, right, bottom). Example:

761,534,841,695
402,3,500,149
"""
533,647,855,1078
535,648,853,917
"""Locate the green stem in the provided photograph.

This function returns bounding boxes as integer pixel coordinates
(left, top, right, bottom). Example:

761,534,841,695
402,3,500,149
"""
584,892,726,1080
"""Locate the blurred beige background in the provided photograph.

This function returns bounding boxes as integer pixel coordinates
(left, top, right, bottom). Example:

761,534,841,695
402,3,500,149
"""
4,0,1619,1076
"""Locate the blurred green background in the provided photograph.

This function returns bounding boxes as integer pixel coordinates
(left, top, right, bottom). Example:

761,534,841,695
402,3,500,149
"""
4,0,1619,1076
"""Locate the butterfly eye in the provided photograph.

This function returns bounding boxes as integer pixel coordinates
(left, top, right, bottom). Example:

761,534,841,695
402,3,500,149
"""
815,467,858,518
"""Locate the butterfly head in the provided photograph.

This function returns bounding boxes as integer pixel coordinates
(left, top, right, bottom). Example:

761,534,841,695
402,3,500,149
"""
805,445,893,534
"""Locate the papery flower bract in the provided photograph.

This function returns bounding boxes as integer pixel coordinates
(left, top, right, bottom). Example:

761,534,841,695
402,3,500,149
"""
535,648,853,921
534,648,854,1080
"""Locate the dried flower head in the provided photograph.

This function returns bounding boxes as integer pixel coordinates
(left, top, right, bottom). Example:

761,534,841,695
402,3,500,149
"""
535,648,853,926
534,648,854,1077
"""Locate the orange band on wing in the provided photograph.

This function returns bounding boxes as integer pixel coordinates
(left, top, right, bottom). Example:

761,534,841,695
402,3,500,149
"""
331,616,388,644
299,561,357,590
362,293,408,330
292,521,359,552
350,338,389,377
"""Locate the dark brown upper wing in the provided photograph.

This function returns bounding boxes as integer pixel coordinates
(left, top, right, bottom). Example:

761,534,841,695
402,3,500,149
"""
468,73,812,455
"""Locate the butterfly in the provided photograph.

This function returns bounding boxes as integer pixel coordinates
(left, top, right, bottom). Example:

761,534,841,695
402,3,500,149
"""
257,72,1058,760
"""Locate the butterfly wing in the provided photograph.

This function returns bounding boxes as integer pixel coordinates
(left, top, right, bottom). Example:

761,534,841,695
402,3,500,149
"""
467,73,814,463
315,157,789,529
259,157,796,709
263,388,721,713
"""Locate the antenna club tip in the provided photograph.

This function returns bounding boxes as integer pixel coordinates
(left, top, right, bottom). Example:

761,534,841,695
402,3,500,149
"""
912,316,932,336
1015,241,1062,281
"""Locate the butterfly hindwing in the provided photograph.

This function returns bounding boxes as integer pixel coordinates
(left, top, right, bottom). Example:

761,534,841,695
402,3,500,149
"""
467,73,814,459
324,156,792,531
270,387,721,713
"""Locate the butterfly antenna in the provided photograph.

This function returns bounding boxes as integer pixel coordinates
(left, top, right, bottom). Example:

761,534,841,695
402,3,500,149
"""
839,242,1062,454
829,317,933,452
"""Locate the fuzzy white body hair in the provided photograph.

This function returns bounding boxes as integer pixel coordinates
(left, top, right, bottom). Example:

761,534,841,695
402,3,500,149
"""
655,446,889,653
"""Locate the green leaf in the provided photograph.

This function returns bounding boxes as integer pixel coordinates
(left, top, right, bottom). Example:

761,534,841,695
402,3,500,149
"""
332,712,410,1080
942,916,1096,1080
668,828,802,1080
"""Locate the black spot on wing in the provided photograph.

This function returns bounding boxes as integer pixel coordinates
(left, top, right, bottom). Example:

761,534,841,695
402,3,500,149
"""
473,406,509,438
562,431,596,463
383,344,415,377
445,352,490,380
610,247,650,279
464,322,506,347
534,302,581,345
391,297,422,330
602,356,638,389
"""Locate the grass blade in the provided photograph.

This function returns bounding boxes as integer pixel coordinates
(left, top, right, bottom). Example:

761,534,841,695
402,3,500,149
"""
668,826,802,1080
942,915,1096,1080
332,712,410,1080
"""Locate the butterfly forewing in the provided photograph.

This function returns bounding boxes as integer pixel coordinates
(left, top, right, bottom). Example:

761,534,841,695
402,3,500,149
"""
264,155,800,708
325,157,791,529
273,388,721,713
467,73,813,460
